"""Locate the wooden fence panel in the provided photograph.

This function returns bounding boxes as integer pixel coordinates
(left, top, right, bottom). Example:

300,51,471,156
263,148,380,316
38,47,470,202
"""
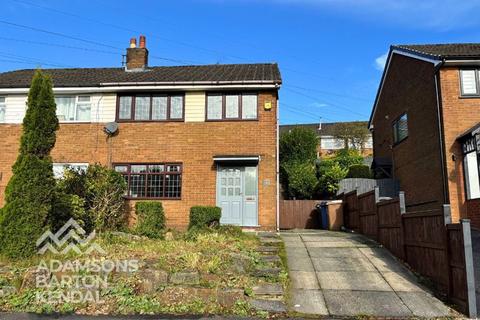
447,224,468,314
344,191,360,232
279,200,321,229
377,199,404,259
358,191,377,240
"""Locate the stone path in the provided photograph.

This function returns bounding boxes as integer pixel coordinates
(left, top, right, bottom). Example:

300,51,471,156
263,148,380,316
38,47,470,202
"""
282,230,453,318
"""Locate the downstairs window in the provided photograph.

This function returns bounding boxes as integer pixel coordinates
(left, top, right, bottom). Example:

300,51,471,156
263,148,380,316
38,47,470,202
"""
462,135,480,200
114,163,182,199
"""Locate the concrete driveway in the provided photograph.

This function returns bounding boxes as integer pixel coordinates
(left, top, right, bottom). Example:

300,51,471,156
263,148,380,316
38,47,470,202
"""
281,230,453,318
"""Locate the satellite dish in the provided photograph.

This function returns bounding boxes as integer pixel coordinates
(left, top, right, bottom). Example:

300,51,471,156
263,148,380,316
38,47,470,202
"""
103,122,119,136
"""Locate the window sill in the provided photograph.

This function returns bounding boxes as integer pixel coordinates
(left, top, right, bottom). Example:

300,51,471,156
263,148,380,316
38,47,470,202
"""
116,119,185,123
59,121,92,124
459,95,480,99
205,118,259,122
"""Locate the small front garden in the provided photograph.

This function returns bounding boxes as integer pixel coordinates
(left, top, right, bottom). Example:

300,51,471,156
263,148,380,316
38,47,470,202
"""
0,225,288,317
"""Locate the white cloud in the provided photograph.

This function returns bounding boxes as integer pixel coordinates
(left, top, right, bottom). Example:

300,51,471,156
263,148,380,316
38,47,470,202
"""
374,53,388,71
310,102,328,108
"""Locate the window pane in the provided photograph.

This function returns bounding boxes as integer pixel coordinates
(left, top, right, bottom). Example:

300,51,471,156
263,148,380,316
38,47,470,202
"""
465,152,480,199
461,70,478,95
152,96,167,120
207,95,222,120
129,174,146,198
147,174,164,198
242,94,257,119
55,96,75,121
76,103,91,121
131,165,147,173
135,96,150,120
0,97,5,103
165,174,181,198
149,164,165,173
225,95,239,118
167,165,180,172
245,167,257,196
170,96,183,119
0,105,4,123
394,114,408,143
119,96,132,120
114,165,128,173
78,96,90,103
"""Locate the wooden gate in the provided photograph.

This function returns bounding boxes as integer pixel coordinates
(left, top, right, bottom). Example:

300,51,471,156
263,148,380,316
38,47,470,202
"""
279,200,321,229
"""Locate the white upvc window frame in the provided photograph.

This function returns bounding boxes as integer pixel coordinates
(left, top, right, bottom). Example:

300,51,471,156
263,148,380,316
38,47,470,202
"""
55,95,92,122
53,163,89,179
460,69,480,96
0,96,5,123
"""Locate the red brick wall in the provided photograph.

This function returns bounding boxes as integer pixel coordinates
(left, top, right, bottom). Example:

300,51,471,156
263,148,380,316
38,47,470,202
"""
440,67,480,226
0,91,278,230
371,54,445,211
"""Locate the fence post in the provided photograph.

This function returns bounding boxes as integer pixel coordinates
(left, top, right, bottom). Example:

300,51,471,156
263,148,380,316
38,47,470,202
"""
443,204,452,225
461,219,477,318
399,191,406,214
374,186,380,240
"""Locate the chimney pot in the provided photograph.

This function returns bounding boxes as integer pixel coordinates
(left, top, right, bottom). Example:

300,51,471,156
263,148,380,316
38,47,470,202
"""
129,37,137,48
139,35,146,48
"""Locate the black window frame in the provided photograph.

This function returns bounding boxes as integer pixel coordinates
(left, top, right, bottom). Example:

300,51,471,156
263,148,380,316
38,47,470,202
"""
113,163,182,200
392,113,408,145
460,69,480,97
205,92,259,121
116,93,185,122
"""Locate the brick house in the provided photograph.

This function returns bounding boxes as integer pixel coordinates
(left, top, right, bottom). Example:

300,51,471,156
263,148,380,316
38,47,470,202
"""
370,43,480,229
0,36,282,230
279,121,373,157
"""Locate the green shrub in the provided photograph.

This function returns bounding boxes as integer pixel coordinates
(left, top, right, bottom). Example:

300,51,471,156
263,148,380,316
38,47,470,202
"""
346,164,373,179
189,206,222,229
318,162,348,195
280,127,318,164
135,201,165,238
282,161,318,199
57,164,127,232
0,70,59,259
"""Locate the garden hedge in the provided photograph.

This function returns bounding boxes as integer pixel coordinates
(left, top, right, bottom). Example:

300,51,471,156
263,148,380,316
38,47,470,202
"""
135,201,166,238
189,206,222,229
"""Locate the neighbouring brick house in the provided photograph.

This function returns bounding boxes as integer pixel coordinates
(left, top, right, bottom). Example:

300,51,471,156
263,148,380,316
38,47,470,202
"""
370,43,480,229
279,121,373,157
0,36,282,230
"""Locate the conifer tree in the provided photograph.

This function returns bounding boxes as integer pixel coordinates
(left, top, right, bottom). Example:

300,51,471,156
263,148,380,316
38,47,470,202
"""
0,70,59,258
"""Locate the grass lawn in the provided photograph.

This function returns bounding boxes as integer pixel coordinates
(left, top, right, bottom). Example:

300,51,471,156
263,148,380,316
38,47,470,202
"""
0,226,287,317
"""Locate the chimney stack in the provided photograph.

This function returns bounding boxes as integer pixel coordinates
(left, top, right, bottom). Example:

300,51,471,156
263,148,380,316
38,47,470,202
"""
126,35,148,71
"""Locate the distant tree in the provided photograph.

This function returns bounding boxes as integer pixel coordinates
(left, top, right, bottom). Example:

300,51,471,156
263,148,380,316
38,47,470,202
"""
280,127,318,163
332,122,370,151
0,70,59,259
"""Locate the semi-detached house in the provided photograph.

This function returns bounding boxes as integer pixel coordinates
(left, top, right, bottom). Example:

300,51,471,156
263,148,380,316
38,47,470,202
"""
0,36,282,230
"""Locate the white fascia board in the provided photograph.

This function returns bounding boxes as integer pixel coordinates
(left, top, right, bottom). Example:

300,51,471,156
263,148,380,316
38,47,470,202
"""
368,49,442,129
443,60,480,66
0,83,279,94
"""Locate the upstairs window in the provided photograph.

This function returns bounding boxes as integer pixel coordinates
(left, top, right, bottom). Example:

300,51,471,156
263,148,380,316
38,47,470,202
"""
0,97,5,123
206,93,258,121
118,94,184,121
460,70,479,96
55,96,91,122
114,163,182,199
393,113,408,144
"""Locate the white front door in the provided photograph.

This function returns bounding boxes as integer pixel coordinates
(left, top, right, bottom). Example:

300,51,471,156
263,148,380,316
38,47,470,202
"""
217,166,258,226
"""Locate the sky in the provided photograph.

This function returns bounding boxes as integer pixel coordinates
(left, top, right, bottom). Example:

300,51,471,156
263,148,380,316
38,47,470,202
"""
2,0,480,125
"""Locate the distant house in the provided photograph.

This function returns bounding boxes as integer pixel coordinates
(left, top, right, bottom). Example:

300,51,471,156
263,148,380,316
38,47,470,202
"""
279,121,373,157
370,43,480,229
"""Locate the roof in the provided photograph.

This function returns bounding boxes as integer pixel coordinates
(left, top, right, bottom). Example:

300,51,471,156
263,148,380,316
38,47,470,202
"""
0,63,282,88
457,122,480,141
393,43,480,60
279,121,369,137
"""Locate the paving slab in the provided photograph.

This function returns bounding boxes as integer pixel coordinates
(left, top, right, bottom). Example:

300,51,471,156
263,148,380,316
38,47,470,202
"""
289,289,329,315
285,246,308,258
323,290,412,317
301,235,353,242
289,271,319,289
304,241,369,248
283,241,305,248
252,283,283,296
251,299,287,313
359,247,406,272
397,291,451,317
287,257,314,271
307,247,364,258
382,271,424,292
317,271,392,291
311,257,376,272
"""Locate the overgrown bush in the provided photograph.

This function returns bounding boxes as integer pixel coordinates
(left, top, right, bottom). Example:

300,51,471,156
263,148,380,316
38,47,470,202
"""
189,206,222,229
280,127,318,164
282,161,318,199
0,70,59,259
346,164,373,179
58,164,127,232
317,162,348,195
333,149,363,169
134,201,165,238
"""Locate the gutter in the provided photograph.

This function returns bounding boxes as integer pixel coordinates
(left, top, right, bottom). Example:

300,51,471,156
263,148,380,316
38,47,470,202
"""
434,59,450,204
